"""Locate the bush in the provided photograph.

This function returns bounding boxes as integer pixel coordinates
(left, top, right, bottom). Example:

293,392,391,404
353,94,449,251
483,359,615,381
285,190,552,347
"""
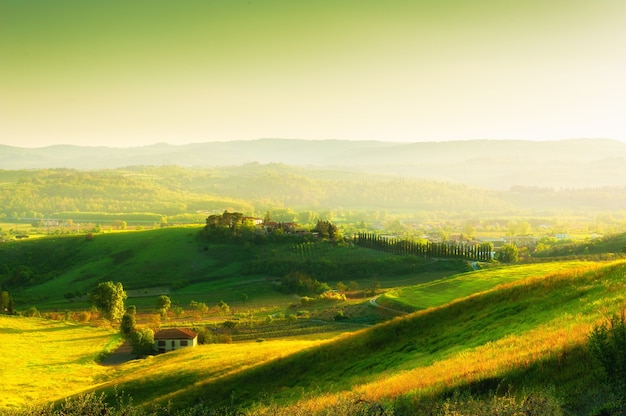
130,328,154,357
76,310,91,323
23,306,40,317
120,313,136,337
588,311,626,413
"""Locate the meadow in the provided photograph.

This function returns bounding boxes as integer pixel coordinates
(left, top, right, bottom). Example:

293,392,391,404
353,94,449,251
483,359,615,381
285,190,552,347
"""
0,228,626,415
2,252,626,414
0,315,118,409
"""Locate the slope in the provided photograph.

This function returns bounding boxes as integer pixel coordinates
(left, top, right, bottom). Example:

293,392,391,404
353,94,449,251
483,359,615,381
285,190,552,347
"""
90,260,625,414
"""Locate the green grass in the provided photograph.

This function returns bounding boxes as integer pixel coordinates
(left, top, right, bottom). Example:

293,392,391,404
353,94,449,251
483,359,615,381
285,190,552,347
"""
3,260,626,414
6,228,626,414
2,228,467,313
377,261,596,312
78,260,624,414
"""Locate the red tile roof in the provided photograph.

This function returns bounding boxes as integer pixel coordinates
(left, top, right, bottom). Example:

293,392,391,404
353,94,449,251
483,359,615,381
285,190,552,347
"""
154,328,198,340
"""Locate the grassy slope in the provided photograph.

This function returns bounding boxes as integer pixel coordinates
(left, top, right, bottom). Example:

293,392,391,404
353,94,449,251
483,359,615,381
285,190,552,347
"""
378,261,594,312
86,260,625,414
3,227,268,310
5,229,625,413
4,228,468,312
2,259,624,414
0,315,118,410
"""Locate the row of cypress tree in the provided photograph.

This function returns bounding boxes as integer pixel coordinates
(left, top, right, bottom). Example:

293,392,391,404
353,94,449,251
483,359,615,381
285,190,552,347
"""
354,232,493,262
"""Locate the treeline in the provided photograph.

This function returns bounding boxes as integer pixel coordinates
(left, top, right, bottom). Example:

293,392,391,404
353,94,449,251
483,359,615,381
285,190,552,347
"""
3,166,626,229
0,166,508,219
0,168,253,219
243,241,463,283
355,233,493,262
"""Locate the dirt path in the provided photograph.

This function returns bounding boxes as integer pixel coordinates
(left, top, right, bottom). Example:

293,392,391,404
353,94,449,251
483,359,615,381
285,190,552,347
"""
369,295,408,315
100,340,136,366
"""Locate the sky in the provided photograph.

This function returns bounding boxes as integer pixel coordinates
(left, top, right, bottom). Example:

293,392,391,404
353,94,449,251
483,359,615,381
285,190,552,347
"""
1,0,625,148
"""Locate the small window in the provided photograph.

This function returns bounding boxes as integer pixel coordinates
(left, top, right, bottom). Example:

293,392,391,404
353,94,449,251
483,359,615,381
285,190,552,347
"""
180,340,188,346
158,341,165,347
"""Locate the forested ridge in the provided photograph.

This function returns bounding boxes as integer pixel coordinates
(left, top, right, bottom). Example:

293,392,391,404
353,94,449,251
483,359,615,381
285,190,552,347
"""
2,165,626,221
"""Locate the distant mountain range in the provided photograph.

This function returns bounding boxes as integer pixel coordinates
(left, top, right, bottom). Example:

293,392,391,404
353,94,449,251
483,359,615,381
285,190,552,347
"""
2,138,625,190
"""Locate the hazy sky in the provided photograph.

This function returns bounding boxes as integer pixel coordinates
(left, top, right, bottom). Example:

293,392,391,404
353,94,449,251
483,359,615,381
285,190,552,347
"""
1,0,625,148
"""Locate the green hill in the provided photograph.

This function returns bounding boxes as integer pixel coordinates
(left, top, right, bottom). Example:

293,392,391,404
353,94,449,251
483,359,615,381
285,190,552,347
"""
0,227,468,312
38,258,623,415
3,228,626,415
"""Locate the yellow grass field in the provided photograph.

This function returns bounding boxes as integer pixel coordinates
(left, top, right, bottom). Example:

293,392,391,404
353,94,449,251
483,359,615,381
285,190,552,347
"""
0,315,118,410
0,314,330,412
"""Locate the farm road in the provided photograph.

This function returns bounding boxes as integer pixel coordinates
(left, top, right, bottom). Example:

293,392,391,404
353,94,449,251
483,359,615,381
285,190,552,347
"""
100,340,136,366
369,295,408,316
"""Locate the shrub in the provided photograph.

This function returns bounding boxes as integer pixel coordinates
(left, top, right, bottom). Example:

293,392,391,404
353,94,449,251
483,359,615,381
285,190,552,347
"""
130,328,154,357
76,310,91,323
588,311,626,413
120,313,136,337
23,306,40,317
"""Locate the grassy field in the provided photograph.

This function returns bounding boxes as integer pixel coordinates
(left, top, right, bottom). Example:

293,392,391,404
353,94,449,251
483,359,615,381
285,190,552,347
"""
377,260,597,312
4,227,626,414
2,227,469,315
0,315,118,410
3,259,624,414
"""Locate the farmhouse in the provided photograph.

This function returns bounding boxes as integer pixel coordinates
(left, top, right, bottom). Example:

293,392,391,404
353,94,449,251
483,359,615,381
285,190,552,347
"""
154,328,198,353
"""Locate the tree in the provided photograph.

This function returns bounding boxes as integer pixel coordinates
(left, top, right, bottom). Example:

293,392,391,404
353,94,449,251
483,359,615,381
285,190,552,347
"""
463,224,476,240
190,300,208,317
1,291,11,313
172,306,184,318
217,300,230,315
120,312,136,337
89,281,127,321
156,295,171,317
130,328,154,357
496,243,519,263
313,220,339,240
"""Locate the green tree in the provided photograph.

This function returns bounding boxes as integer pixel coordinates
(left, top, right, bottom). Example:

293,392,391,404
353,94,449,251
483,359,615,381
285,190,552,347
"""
89,281,127,321
120,312,136,337
0,291,10,313
172,305,184,318
130,328,154,357
463,224,476,240
217,300,230,315
156,295,171,317
496,243,519,263
385,219,405,235
190,300,208,317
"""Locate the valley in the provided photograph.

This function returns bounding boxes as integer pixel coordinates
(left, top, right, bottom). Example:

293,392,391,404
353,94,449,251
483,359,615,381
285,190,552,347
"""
1,139,626,415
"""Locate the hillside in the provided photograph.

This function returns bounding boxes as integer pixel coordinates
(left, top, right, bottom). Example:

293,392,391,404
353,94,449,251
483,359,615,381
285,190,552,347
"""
2,164,626,226
2,138,626,189
97,259,626,415
3,259,625,415
0,227,469,312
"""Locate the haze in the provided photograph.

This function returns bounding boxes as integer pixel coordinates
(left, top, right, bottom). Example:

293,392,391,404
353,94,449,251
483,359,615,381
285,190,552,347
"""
1,0,625,148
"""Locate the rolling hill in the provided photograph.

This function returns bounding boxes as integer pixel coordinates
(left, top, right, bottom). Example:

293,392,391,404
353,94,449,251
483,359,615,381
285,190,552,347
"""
2,138,626,190
3,255,625,415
